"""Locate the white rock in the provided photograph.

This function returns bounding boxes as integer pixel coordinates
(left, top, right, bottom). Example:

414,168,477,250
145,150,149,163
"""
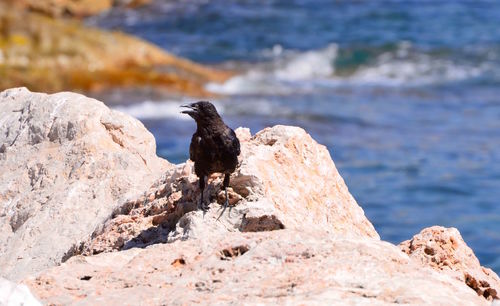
0,88,171,280
0,278,41,306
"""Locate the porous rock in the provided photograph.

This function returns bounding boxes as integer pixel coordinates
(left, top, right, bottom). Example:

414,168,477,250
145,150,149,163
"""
0,88,171,280
400,226,500,301
79,125,378,256
24,230,488,305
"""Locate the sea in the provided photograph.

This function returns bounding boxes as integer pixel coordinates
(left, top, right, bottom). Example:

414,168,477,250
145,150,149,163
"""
88,0,500,273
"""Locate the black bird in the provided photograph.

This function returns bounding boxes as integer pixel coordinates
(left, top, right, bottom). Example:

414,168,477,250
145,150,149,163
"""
181,101,240,214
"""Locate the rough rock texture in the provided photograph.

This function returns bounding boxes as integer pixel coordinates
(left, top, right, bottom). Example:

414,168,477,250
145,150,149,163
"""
0,278,42,306
1,88,498,304
78,125,378,256
400,226,500,301
24,230,488,305
0,88,171,280
233,126,377,237
0,3,231,95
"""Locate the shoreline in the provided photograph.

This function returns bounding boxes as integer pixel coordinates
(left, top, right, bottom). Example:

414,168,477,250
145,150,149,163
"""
0,2,231,98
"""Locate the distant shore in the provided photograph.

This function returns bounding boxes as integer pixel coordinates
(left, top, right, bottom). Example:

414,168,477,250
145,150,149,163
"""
0,1,231,98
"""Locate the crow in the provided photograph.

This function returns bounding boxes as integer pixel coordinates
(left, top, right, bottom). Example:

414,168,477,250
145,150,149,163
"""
181,101,240,215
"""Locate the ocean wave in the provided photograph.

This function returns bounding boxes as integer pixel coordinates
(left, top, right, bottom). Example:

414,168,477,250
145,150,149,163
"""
112,100,225,120
347,42,486,85
206,44,339,95
206,42,493,95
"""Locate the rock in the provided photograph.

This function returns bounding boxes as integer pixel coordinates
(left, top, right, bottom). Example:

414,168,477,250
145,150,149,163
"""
400,226,500,301
79,125,378,256
113,0,152,9
0,278,42,306
4,0,152,18
1,89,496,303
0,88,171,280
13,0,113,18
0,4,231,95
234,126,378,238
24,230,488,305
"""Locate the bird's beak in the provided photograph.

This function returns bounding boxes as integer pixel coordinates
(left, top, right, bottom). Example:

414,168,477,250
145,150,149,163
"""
181,104,197,116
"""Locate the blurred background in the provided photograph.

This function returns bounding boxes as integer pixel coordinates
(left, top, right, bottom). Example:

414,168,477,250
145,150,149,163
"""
1,0,499,273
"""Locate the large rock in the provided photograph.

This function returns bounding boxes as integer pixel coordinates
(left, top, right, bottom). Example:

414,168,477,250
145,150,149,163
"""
1,89,497,303
400,226,500,301
5,0,152,19
0,88,171,280
8,0,113,18
78,125,378,256
0,4,231,95
24,230,488,305
233,126,377,237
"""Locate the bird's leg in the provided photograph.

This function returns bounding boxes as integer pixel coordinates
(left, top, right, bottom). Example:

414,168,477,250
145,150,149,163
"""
217,174,231,220
198,175,207,212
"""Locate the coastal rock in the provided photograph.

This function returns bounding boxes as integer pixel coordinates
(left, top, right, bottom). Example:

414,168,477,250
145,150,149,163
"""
0,4,231,96
12,0,113,18
112,0,152,9
234,126,378,237
399,226,500,301
24,230,488,305
0,88,171,280
0,88,496,304
0,278,42,306
79,125,378,256
5,0,152,18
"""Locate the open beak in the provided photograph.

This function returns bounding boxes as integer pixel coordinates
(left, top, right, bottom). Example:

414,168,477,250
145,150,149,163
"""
181,104,197,116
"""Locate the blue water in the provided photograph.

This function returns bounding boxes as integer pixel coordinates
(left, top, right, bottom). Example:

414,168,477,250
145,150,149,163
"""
92,1,500,273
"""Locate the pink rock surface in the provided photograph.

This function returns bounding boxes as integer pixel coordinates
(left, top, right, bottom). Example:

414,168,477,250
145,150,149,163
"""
400,226,500,301
24,230,488,305
234,126,378,238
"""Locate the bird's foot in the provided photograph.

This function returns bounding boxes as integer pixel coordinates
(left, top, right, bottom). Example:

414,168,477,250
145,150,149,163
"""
203,203,210,212
198,198,209,213
216,189,231,221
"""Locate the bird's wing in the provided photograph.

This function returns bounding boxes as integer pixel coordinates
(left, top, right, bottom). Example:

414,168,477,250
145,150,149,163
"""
189,134,202,162
230,129,241,155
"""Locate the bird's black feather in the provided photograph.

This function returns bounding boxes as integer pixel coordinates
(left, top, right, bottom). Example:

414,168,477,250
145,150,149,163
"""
182,101,240,212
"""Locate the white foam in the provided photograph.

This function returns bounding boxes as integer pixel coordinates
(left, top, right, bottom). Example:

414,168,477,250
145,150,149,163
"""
206,71,290,95
206,42,489,95
348,52,484,86
206,44,339,95
113,100,225,120
345,41,486,86
273,44,338,81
